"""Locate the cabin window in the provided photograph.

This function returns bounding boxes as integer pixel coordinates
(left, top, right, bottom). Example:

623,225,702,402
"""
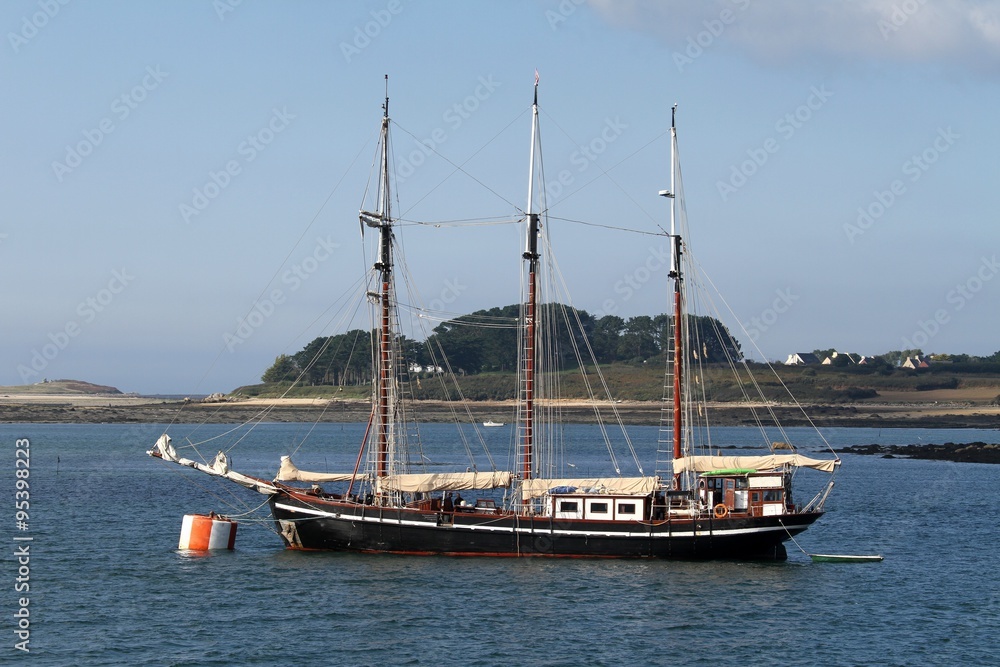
735,478,749,490
618,503,636,515
590,503,609,514
751,492,760,502
763,490,782,502
559,501,579,513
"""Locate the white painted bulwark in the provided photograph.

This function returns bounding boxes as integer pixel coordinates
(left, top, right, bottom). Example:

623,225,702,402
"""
762,504,784,517
749,476,783,489
585,498,611,518
554,499,583,520
614,499,641,521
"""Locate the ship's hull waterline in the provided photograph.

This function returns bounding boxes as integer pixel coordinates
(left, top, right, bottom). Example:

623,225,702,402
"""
269,492,820,560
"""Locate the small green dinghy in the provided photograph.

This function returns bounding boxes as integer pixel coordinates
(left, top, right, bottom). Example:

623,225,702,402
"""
809,553,884,563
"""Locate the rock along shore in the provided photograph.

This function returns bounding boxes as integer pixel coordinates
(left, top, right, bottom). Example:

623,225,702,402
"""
836,442,1000,464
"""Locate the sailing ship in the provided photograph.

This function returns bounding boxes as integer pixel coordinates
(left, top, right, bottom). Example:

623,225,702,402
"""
149,79,840,560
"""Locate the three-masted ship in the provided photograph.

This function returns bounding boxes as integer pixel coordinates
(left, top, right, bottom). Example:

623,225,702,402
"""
150,79,840,560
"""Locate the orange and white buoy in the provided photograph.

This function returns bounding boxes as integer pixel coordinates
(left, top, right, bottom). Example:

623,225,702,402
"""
178,513,237,550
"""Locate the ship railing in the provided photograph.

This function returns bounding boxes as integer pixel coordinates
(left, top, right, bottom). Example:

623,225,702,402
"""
801,478,836,513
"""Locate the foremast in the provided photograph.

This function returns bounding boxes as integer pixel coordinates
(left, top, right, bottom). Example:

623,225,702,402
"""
520,76,542,503
360,75,396,482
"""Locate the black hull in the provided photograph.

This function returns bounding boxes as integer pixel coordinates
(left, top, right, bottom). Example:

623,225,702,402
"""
269,492,820,561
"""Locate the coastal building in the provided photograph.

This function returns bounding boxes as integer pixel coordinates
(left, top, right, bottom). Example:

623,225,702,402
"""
822,352,858,365
901,355,931,369
408,363,444,374
784,353,820,365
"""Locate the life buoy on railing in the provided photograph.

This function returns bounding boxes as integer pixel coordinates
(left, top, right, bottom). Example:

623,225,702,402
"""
713,504,729,519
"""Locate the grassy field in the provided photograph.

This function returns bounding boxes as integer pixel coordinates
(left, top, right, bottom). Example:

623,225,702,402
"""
233,362,1000,406
0,379,122,395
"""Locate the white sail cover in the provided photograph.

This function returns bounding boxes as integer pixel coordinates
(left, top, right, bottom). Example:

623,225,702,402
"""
375,471,513,493
672,455,840,474
521,477,658,501
147,435,278,495
276,456,364,483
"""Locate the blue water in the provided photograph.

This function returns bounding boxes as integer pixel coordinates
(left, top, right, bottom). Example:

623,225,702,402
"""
3,422,998,665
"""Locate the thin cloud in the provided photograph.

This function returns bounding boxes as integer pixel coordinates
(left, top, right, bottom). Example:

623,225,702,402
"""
586,0,1000,73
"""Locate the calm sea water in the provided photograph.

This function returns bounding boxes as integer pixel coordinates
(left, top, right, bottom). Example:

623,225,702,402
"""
3,422,998,666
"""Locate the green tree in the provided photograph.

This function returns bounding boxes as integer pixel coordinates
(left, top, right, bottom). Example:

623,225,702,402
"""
293,330,374,386
880,349,923,366
262,354,299,383
618,315,658,360
689,315,742,363
592,315,625,363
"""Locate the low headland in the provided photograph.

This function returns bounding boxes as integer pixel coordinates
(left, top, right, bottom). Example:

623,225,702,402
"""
2,371,999,430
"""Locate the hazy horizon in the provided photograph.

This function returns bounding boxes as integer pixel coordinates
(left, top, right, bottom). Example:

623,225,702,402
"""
4,1,999,395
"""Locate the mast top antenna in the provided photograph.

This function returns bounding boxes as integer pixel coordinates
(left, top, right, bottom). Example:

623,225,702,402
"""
383,74,389,117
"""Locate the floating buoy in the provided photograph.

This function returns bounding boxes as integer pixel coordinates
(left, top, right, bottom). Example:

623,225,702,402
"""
178,513,237,550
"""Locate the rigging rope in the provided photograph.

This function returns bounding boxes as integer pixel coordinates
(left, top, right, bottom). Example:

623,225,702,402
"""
391,114,524,214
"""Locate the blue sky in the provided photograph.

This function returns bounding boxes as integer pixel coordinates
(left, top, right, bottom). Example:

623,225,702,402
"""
2,0,998,395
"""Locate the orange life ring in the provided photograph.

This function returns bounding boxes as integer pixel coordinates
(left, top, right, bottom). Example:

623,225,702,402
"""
713,504,729,519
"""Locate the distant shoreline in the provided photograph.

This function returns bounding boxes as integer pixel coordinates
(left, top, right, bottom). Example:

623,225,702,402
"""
1,394,999,429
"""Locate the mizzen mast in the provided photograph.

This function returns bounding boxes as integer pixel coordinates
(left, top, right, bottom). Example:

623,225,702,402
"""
660,104,683,462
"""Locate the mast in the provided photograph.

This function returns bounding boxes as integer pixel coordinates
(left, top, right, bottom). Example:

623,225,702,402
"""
521,75,541,492
670,106,683,461
361,75,394,480
661,105,683,461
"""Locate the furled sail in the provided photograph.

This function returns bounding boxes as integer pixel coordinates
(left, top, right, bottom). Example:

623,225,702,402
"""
672,455,840,474
520,477,659,501
148,435,278,494
276,456,366,483
375,471,513,493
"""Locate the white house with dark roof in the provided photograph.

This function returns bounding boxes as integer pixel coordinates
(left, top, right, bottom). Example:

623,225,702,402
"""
822,352,858,365
901,355,930,369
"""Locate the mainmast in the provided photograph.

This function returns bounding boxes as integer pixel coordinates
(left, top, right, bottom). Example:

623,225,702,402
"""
360,75,394,479
521,75,541,492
